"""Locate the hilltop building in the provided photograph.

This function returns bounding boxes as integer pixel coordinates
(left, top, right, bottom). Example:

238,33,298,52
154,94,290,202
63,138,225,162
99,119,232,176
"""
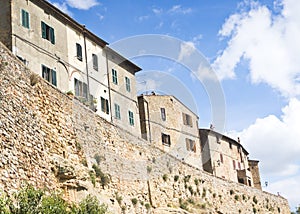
200,128,254,187
138,94,202,168
0,0,141,135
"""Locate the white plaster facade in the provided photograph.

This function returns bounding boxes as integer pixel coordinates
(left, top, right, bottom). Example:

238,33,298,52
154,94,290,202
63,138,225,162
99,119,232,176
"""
0,0,142,136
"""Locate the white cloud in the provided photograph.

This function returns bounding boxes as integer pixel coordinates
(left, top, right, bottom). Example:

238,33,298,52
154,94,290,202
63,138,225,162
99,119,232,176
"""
169,5,192,14
178,41,196,62
49,1,72,16
152,8,163,15
266,175,300,211
213,0,300,97
96,13,104,21
137,15,149,22
66,0,99,10
236,98,300,178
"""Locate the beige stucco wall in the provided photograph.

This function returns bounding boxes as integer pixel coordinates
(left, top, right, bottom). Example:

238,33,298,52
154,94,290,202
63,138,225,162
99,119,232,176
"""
10,0,69,92
202,130,253,186
107,55,141,136
139,95,202,169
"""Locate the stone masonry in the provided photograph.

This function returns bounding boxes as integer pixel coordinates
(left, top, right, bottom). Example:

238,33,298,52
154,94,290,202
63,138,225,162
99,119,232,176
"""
0,42,290,213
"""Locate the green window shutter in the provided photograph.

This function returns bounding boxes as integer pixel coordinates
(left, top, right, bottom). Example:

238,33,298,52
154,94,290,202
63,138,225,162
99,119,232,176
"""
106,99,109,114
51,69,57,86
50,27,55,44
41,21,46,39
21,10,25,27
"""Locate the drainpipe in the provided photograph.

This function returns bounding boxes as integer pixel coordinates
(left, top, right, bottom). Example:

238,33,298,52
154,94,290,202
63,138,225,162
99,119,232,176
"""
105,51,113,122
83,25,90,106
143,97,151,143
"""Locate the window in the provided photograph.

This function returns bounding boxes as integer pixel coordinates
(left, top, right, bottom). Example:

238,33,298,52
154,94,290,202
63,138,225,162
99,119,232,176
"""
21,9,29,29
186,138,196,152
125,77,131,92
162,133,171,146
128,110,134,126
114,103,121,119
220,153,223,163
101,97,109,114
112,69,118,84
182,113,193,127
233,160,236,170
92,54,98,71
238,162,241,170
42,65,56,86
161,108,166,121
41,21,55,44
76,43,82,61
74,78,87,99
229,143,232,149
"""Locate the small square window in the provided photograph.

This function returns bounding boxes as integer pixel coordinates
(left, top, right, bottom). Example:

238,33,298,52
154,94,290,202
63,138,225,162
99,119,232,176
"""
41,21,55,44
186,138,196,152
162,133,171,146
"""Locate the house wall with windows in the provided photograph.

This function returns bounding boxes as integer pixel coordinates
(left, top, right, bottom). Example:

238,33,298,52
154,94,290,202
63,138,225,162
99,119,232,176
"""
105,47,142,136
199,129,254,187
1,0,70,91
138,94,202,169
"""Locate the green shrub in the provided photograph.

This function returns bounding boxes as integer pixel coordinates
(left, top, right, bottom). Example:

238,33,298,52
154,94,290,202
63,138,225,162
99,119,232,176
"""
183,175,191,183
78,195,107,214
145,203,151,210
39,193,69,214
147,166,152,174
229,189,234,195
253,196,258,204
188,186,194,195
131,198,138,206
174,175,179,182
194,178,199,186
234,195,239,201
89,171,96,187
115,193,122,205
162,174,168,181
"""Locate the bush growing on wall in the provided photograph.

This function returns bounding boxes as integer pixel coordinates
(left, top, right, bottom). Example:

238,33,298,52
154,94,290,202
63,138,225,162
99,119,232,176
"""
0,185,107,214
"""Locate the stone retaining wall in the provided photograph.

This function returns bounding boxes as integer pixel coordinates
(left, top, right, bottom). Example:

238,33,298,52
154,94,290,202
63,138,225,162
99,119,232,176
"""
0,42,290,213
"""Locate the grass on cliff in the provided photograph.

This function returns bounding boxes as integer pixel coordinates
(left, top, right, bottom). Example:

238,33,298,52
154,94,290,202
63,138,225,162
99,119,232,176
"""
0,185,107,214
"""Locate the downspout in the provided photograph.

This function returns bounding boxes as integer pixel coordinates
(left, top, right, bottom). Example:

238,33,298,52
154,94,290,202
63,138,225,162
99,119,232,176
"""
83,25,90,106
143,97,151,143
105,51,113,122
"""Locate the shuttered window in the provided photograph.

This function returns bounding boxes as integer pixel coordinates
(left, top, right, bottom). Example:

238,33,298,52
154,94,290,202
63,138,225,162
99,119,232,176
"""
42,65,56,86
128,110,134,126
41,21,55,44
186,138,196,153
74,78,88,99
21,9,29,29
114,103,121,119
101,97,109,114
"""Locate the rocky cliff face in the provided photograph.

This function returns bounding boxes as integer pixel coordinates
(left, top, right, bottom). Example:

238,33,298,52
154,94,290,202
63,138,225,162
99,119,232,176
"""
0,43,290,213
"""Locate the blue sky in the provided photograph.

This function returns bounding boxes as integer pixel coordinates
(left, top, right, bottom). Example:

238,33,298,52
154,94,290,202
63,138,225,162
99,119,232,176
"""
49,0,300,210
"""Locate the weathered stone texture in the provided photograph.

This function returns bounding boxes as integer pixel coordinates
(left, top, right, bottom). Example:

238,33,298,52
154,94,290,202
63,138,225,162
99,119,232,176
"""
0,42,290,213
